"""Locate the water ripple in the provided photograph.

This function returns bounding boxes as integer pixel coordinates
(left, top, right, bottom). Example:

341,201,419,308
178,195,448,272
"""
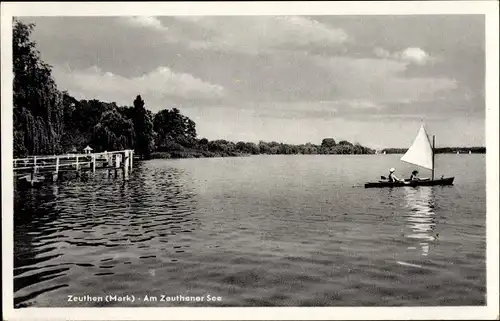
13,156,486,307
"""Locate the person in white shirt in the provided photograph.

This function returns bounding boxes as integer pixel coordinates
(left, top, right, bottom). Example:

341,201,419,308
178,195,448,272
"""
388,168,403,183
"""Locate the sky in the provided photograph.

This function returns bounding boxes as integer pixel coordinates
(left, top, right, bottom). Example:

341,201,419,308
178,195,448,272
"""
19,15,485,148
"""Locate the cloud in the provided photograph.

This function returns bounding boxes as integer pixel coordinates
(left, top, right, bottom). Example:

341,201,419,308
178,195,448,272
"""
189,16,348,53
374,47,435,65
122,16,348,54
398,47,432,65
123,16,166,30
373,47,392,59
314,55,457,102
251,99,384,120
52,65,226,109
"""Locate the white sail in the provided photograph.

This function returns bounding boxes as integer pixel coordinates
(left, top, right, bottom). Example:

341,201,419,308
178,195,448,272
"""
400,125,433,170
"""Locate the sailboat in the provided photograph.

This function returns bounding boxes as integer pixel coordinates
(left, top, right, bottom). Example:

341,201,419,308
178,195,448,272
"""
364,125,455,188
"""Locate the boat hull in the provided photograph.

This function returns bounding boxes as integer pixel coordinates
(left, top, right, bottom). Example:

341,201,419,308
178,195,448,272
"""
364,177,454,188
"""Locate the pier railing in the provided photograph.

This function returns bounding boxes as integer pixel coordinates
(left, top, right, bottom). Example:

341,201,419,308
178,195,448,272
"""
13,149,134,184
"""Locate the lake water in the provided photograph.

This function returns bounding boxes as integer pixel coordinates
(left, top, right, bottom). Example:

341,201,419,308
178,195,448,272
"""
13,154,486,307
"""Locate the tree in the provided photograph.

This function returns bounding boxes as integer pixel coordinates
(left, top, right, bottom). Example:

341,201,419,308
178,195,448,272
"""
184,116,197,141
132,95,155,159
13,19,66,156
92,110,135,151
72,99,115,133
321,138,336,148
61,91,78,128
338,140,353,146
61,98,116,152
153,107,198,151
258,141,271,154
236,141,247,152
197,138,209,151
353,143,364,154
245,142,260,155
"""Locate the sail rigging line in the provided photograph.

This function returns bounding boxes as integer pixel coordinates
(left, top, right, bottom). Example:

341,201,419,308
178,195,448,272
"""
432,135,435,180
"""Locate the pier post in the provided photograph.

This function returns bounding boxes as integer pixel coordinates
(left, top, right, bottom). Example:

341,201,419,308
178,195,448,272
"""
75,155,80,178
92,154,96,173
31,156,38,181
123,150,129,180
107,153,113,177
129,150,133,172
114,153,120,177
53,157,60,182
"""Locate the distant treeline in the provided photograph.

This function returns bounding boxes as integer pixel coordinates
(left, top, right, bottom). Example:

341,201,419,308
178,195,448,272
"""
381,147,486,154
152,139,376,159
13,20,375,159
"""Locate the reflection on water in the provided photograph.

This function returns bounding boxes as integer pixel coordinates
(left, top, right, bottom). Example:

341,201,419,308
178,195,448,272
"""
403,186,436,256
14,163,199,308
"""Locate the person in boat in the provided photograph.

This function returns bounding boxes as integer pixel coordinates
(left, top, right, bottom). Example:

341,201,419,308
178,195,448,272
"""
388,168,404,183
409,170,419,181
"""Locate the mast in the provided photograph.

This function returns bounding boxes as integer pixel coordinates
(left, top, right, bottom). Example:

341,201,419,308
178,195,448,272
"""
432,135,435,180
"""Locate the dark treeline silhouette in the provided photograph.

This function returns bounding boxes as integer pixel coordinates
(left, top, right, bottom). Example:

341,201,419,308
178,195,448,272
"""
381,147,486,154
13,20,376,159
153,139,375,159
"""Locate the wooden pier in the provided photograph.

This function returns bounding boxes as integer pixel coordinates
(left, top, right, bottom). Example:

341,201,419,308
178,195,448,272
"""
13,149,134,187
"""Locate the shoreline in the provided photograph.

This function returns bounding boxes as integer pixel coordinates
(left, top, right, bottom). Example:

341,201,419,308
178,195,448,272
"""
145,150,486,160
